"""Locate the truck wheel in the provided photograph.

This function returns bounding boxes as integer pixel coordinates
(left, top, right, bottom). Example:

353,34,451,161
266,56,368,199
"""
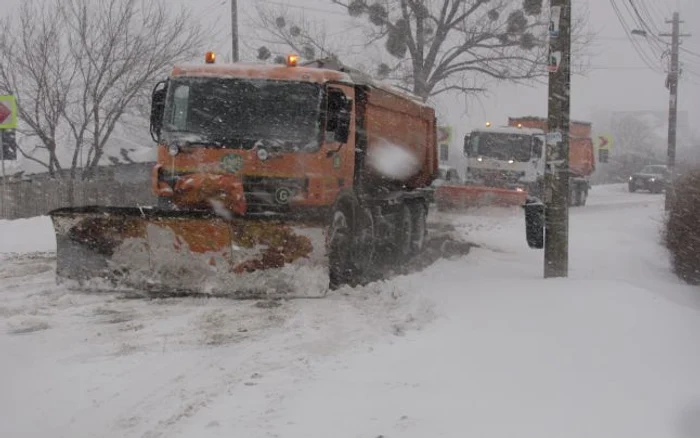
569,186,577,206
157,196,176,211
573,185,583,207
328,209,353,290
579,187,588,206
350,207,375,283
410,203,427,254
395,203,413,261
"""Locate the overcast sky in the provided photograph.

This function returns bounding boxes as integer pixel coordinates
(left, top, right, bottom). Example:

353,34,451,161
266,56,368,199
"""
2,0,698,136
174,0,699,133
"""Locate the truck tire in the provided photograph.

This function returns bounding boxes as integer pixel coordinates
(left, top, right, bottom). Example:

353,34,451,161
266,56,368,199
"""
157,196,176,211
409,202,427,255
328,209,353,290
395,203,413,261
351,207,376,282
569,185,577,206
579,187,588,206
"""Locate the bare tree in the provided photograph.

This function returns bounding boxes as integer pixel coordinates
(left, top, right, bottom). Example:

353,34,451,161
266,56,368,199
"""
590,114,664,184
253,6,342,65
0,1,71,176
0,0,207,182
254,0,593,102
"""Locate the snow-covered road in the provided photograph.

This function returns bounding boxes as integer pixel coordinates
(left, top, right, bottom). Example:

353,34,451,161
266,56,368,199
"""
2,184,700,438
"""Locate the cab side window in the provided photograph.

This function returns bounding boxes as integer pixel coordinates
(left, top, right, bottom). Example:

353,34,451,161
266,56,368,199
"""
325,88,345,135
324,87,352,144
532,136,543,159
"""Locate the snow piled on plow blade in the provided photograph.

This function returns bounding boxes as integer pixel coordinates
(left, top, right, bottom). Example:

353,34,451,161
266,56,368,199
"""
48,206,329,298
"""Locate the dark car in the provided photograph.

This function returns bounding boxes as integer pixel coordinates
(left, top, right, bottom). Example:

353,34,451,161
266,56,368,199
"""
628,164,669,193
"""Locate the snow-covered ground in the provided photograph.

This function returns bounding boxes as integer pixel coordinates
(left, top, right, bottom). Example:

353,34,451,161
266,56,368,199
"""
2,184,700,438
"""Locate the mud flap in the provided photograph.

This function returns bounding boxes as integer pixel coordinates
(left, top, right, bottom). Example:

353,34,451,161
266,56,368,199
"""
48,206,330,298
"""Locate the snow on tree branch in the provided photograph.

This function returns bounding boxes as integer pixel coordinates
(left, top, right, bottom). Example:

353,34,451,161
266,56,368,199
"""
255,0,594,102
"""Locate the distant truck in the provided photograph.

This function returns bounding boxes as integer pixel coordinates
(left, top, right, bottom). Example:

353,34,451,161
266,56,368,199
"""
463,116,595,206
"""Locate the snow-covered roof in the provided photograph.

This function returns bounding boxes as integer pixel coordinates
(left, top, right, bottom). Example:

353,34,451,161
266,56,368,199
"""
174,58,430,109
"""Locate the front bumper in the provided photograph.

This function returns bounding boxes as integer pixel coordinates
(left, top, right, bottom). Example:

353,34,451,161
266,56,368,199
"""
629,177,664,191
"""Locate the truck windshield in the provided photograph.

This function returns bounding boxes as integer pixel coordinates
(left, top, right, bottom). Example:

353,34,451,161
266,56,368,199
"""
471,132,532,162
162,77,323,151
640,165,667,175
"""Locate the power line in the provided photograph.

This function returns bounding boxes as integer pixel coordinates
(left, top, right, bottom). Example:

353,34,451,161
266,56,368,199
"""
609,0,664,73
626,0,667,48
680,47,700,58
254,0,352,17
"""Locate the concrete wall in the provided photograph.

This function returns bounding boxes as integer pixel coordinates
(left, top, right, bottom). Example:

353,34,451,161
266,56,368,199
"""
0,163,156,220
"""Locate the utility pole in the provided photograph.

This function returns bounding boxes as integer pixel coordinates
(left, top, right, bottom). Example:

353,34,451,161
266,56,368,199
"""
660,12,690,211
543,0,571,278
231,0,239,62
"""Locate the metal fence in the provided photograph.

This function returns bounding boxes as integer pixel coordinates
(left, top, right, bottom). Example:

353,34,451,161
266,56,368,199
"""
0,164,157,220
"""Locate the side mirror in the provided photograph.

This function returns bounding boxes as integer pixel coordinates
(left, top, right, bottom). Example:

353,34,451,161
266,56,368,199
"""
522,197,545,249
463,135,470,156
334,109,351,144
150,80,168,142
532,138,543,159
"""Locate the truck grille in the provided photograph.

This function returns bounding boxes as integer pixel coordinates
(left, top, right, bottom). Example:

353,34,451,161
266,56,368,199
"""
242,176,308,211
470,169,525,185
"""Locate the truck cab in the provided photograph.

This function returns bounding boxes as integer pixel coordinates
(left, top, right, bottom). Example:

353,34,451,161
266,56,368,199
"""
463,125,545,193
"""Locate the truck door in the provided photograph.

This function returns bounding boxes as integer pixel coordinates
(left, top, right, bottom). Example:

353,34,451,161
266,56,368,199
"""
322,84,356,184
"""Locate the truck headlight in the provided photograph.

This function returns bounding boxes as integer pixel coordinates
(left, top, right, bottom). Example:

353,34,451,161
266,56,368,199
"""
168,144,179,156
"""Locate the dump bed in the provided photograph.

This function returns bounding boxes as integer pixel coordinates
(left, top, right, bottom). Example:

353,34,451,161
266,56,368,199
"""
508,116,595,177
362,86,438,190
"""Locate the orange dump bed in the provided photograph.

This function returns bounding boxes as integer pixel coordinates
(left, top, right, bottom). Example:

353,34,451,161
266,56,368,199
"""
363,86,438,189
507,116,595,177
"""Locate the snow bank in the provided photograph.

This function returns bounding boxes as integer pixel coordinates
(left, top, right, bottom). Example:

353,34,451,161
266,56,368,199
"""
0,216,55,253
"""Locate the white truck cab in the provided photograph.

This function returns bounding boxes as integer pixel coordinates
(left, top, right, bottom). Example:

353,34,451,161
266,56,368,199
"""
463,125,545,195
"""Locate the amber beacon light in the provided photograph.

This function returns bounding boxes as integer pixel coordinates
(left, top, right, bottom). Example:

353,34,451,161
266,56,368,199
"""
286,54,299,67
205,51,216,64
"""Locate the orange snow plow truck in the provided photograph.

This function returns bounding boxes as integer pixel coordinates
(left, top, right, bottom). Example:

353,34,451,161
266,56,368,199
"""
47,54,438,298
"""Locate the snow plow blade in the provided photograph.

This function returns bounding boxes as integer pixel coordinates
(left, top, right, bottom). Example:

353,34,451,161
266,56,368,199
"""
435,185,528,211
48,206,329,299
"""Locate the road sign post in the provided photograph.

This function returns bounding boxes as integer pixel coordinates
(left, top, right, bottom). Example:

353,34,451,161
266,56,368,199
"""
596,134,613,163
0,95,18,218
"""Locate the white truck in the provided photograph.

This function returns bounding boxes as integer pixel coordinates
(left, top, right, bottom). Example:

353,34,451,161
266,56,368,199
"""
463,118,595,206
463,124,546,197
